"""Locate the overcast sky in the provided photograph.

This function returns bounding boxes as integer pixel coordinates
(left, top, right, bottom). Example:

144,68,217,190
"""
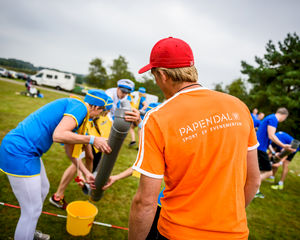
1,0,299,88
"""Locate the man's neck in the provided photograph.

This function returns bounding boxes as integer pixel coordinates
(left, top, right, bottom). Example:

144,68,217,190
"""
165,82,200,99
275,113,281,122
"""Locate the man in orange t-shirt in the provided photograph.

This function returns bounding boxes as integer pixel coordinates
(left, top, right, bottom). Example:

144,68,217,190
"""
129,37,261,240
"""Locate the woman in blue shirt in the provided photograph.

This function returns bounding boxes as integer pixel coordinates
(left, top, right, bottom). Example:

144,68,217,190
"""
0,90,113,240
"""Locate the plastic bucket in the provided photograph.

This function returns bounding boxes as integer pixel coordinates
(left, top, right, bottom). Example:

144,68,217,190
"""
66,201,98,236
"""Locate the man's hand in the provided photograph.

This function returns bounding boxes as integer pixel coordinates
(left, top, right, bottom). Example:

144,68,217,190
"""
272,161,281,168
125,108,141,125
102,175,118,190
85,172,96,189
283,144,296,152
283,144,291,150
93,137,112,154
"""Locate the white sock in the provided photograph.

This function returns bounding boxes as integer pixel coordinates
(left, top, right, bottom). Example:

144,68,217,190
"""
278,181,283,185
269,176,275,179
256,189,260,194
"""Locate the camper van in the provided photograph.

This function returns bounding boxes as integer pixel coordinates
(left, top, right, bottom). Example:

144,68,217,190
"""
31,69,75,91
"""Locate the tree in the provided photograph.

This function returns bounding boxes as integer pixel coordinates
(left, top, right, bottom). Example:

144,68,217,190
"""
75,74,85,84
241,32,300,138
86,58,108,88
214,82,225,93
107,55,136,89
225,78,248,104
141,74,164,102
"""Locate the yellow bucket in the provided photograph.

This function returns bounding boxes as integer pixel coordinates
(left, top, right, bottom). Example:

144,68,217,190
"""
66,201,98,236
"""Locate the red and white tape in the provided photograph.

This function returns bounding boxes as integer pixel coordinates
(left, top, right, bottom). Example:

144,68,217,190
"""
0,201,128,231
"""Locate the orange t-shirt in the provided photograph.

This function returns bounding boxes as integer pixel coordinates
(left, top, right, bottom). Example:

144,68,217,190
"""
133,87,258,240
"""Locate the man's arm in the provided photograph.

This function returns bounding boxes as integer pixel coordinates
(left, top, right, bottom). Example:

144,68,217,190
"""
129,174,162,240
102,167,133,190
141,101,148,111
53,116,111,153
267,126,291,150
244,149,261,207
63,143,96,188
268,144,276,155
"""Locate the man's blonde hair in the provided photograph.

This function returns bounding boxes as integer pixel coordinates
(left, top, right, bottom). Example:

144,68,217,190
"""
151,66,198,83
276,107,289,115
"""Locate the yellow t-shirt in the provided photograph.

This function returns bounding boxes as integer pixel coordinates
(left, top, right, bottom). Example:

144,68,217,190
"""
94,115,112,139
86,115,112,153
133,87,258,240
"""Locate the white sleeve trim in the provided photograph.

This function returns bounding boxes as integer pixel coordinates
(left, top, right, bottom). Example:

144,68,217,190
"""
132,166,164,179
248,142,259,151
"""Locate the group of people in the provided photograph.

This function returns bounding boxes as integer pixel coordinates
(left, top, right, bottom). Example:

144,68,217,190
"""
23,79,43,98
0,36,297,240
0,85,141,239
251,108,299,198
49,79,154,210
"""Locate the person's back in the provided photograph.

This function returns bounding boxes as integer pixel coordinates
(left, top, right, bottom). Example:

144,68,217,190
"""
136,88,257,239
0,98,87,176
130,37,260,240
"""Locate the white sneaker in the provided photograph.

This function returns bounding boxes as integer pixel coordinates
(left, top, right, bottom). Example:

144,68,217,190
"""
34,230,50,240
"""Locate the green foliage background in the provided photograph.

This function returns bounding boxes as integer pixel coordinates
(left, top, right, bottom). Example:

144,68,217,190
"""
215,33,300,139
85,55,165,101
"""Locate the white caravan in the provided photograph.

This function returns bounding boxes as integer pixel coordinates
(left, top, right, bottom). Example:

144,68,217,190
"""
31,69,75,91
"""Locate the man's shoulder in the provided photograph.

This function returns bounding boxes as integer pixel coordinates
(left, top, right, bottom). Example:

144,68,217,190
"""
181,88,249,110
68,97,86,106
265,114,277,122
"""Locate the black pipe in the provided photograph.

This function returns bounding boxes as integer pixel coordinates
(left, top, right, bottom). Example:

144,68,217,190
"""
87,99,132,201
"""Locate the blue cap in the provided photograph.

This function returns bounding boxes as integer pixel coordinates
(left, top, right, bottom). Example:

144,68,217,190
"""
84,89,113,109
146,102,161,113
117,79,135,93
138,87,146,93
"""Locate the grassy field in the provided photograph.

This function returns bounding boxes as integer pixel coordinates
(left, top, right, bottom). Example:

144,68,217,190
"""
0,80,299,239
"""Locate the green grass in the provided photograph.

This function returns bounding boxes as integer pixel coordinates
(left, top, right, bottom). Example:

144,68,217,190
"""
0,80,300,239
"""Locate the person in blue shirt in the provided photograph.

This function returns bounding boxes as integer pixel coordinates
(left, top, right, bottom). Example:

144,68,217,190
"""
0,90,114,240
268,131,299,190
129,87,148,148
251,108,258,121
255,107,292,198
49,97,114,210
253,112,265,130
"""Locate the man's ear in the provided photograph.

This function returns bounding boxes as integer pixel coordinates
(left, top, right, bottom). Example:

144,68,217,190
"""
157,70,168,83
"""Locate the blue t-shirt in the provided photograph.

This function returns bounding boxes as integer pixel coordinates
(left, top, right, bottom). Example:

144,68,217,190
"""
251,113,258,121
158,187,165,207
138,96,146,110
0,98,87,176
272,132,299,152
257,114,278,152
141,102,160,121
253,118,261,128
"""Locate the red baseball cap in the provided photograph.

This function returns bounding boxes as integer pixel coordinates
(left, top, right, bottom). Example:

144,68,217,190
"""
138,37,194,74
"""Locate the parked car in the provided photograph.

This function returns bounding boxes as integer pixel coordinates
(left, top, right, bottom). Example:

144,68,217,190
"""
8,70,18,79
16,72,29,80
0,67,9,77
